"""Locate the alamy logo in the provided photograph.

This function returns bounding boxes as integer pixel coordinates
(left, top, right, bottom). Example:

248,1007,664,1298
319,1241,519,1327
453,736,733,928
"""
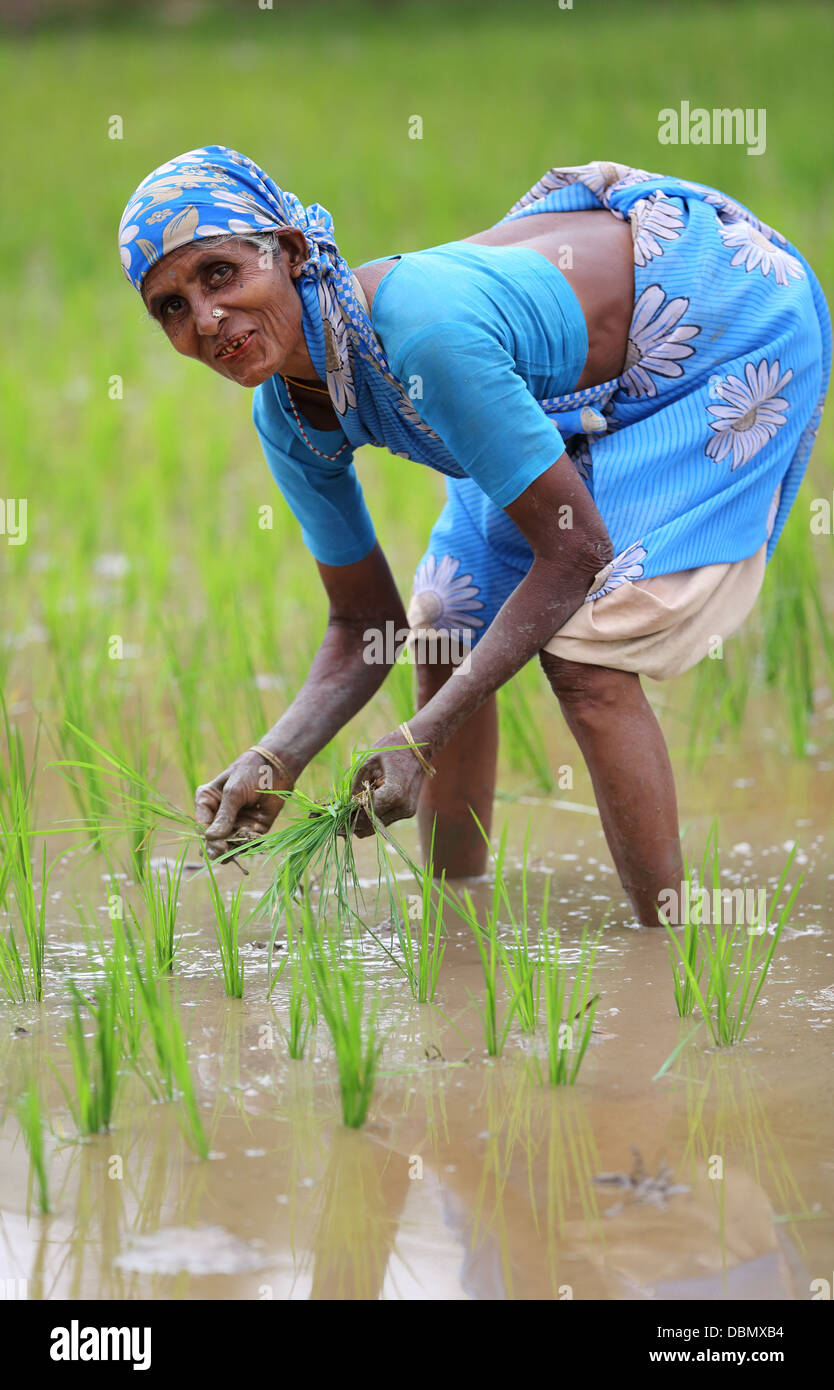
658,881,768,930
50,1321,151,1371
657,102,766,156
0,498,27,545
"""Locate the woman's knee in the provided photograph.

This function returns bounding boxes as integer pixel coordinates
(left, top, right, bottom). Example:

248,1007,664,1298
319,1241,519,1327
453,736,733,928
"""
539,650,639,714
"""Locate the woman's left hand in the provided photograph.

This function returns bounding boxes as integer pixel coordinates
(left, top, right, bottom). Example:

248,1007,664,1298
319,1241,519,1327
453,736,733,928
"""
349,735,428,837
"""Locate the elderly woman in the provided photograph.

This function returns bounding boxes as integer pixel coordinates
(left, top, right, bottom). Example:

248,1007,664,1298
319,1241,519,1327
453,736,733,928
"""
120,147,829,928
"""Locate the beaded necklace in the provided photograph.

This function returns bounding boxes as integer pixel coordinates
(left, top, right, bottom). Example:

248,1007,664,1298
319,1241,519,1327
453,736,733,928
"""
281,376,350,461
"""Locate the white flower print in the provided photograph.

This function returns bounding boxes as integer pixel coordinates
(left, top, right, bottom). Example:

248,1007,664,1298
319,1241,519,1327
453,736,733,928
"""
560,162,653,202
317,279,356,415
630,193,684,267
706,359,793,471
408,554,485,634
718,220,805,287
678,181,788,245
586,541,648,600
161,205,200,256
621,285,700,399
119,223,139,273
210,189,275,226
508,162,655,216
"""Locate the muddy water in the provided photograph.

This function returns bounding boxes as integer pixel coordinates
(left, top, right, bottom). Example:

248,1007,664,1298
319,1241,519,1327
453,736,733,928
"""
1,742,832,1301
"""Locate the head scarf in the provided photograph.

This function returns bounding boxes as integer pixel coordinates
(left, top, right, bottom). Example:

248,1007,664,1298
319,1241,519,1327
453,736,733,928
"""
118,144,453,450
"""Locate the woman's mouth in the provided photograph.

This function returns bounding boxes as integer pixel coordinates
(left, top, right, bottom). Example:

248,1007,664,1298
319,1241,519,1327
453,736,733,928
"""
216,330,255,361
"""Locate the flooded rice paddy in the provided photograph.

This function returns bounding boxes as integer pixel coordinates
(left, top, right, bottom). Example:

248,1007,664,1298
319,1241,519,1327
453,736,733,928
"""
1,733,832,1302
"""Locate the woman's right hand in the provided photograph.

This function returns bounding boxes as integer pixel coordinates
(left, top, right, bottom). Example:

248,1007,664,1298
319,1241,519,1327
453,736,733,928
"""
194,748,294,860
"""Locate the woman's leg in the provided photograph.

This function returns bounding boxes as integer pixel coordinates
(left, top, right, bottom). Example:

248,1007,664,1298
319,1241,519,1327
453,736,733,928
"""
540,652,683,927
415,655,498,878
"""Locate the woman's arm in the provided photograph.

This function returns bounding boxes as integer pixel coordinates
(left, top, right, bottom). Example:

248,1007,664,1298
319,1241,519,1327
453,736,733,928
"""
350,453,613,828
195,541,408,851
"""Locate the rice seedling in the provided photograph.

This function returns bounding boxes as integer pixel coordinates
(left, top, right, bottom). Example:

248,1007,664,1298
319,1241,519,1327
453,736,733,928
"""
307,927,384,1129
0,693,50,1001
271,868,317,1059
496,822,543,1034
138,845,188,976
116,915,176,1098
57,979,122,1135
461,848,516,1057
204,858,245,998
42,615,110,852
119,723,158,885
154,983,210,1159
663,825,717,1017
160,621,205,795
0,821,50,1004
87,905,145,1064
664,841,802,1047
461,816,546,1037
48,724,201,855
0,849,11,912
760,511,829,757
539,926,600,1086
393,869,447,1004
16,1082,51,1215
685,650,752,770
115,914,209,1157
371,819,447,1003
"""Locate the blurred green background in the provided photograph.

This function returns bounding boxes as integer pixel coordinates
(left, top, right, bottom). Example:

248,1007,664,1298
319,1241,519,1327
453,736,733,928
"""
1,0,832,809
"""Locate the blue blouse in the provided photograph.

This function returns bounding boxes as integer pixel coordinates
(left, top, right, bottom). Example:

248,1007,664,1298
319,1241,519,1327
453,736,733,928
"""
252,240,588,566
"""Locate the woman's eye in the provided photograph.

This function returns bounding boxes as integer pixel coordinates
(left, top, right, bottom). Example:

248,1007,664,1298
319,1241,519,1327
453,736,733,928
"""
162,297,184,319
209,264,232,286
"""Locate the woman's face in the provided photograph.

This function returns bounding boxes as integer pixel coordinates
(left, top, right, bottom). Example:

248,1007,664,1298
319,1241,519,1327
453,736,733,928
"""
141,230,314,387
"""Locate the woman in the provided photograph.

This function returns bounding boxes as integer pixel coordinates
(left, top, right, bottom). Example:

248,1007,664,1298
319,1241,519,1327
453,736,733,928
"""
119,147,830,927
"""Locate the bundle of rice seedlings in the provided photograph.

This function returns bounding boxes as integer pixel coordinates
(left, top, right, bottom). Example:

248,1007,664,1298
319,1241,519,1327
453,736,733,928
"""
229,746,410,967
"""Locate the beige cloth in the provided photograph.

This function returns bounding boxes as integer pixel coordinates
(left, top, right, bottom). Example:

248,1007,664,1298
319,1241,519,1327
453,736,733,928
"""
542,542,767,680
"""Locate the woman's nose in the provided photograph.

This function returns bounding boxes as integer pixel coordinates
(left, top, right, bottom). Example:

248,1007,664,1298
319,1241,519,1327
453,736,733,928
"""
194,298,222,334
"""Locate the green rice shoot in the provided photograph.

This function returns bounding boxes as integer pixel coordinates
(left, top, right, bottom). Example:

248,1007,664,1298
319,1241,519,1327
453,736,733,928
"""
540,926,600,1087
139,844,188,976
307,925,384,1129
664,840,802,1046
205,858,246,998
16,1082,51,1215
57,980,122,1135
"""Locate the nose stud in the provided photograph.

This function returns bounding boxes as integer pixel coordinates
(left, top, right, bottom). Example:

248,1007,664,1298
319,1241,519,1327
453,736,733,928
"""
212,307,225,319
